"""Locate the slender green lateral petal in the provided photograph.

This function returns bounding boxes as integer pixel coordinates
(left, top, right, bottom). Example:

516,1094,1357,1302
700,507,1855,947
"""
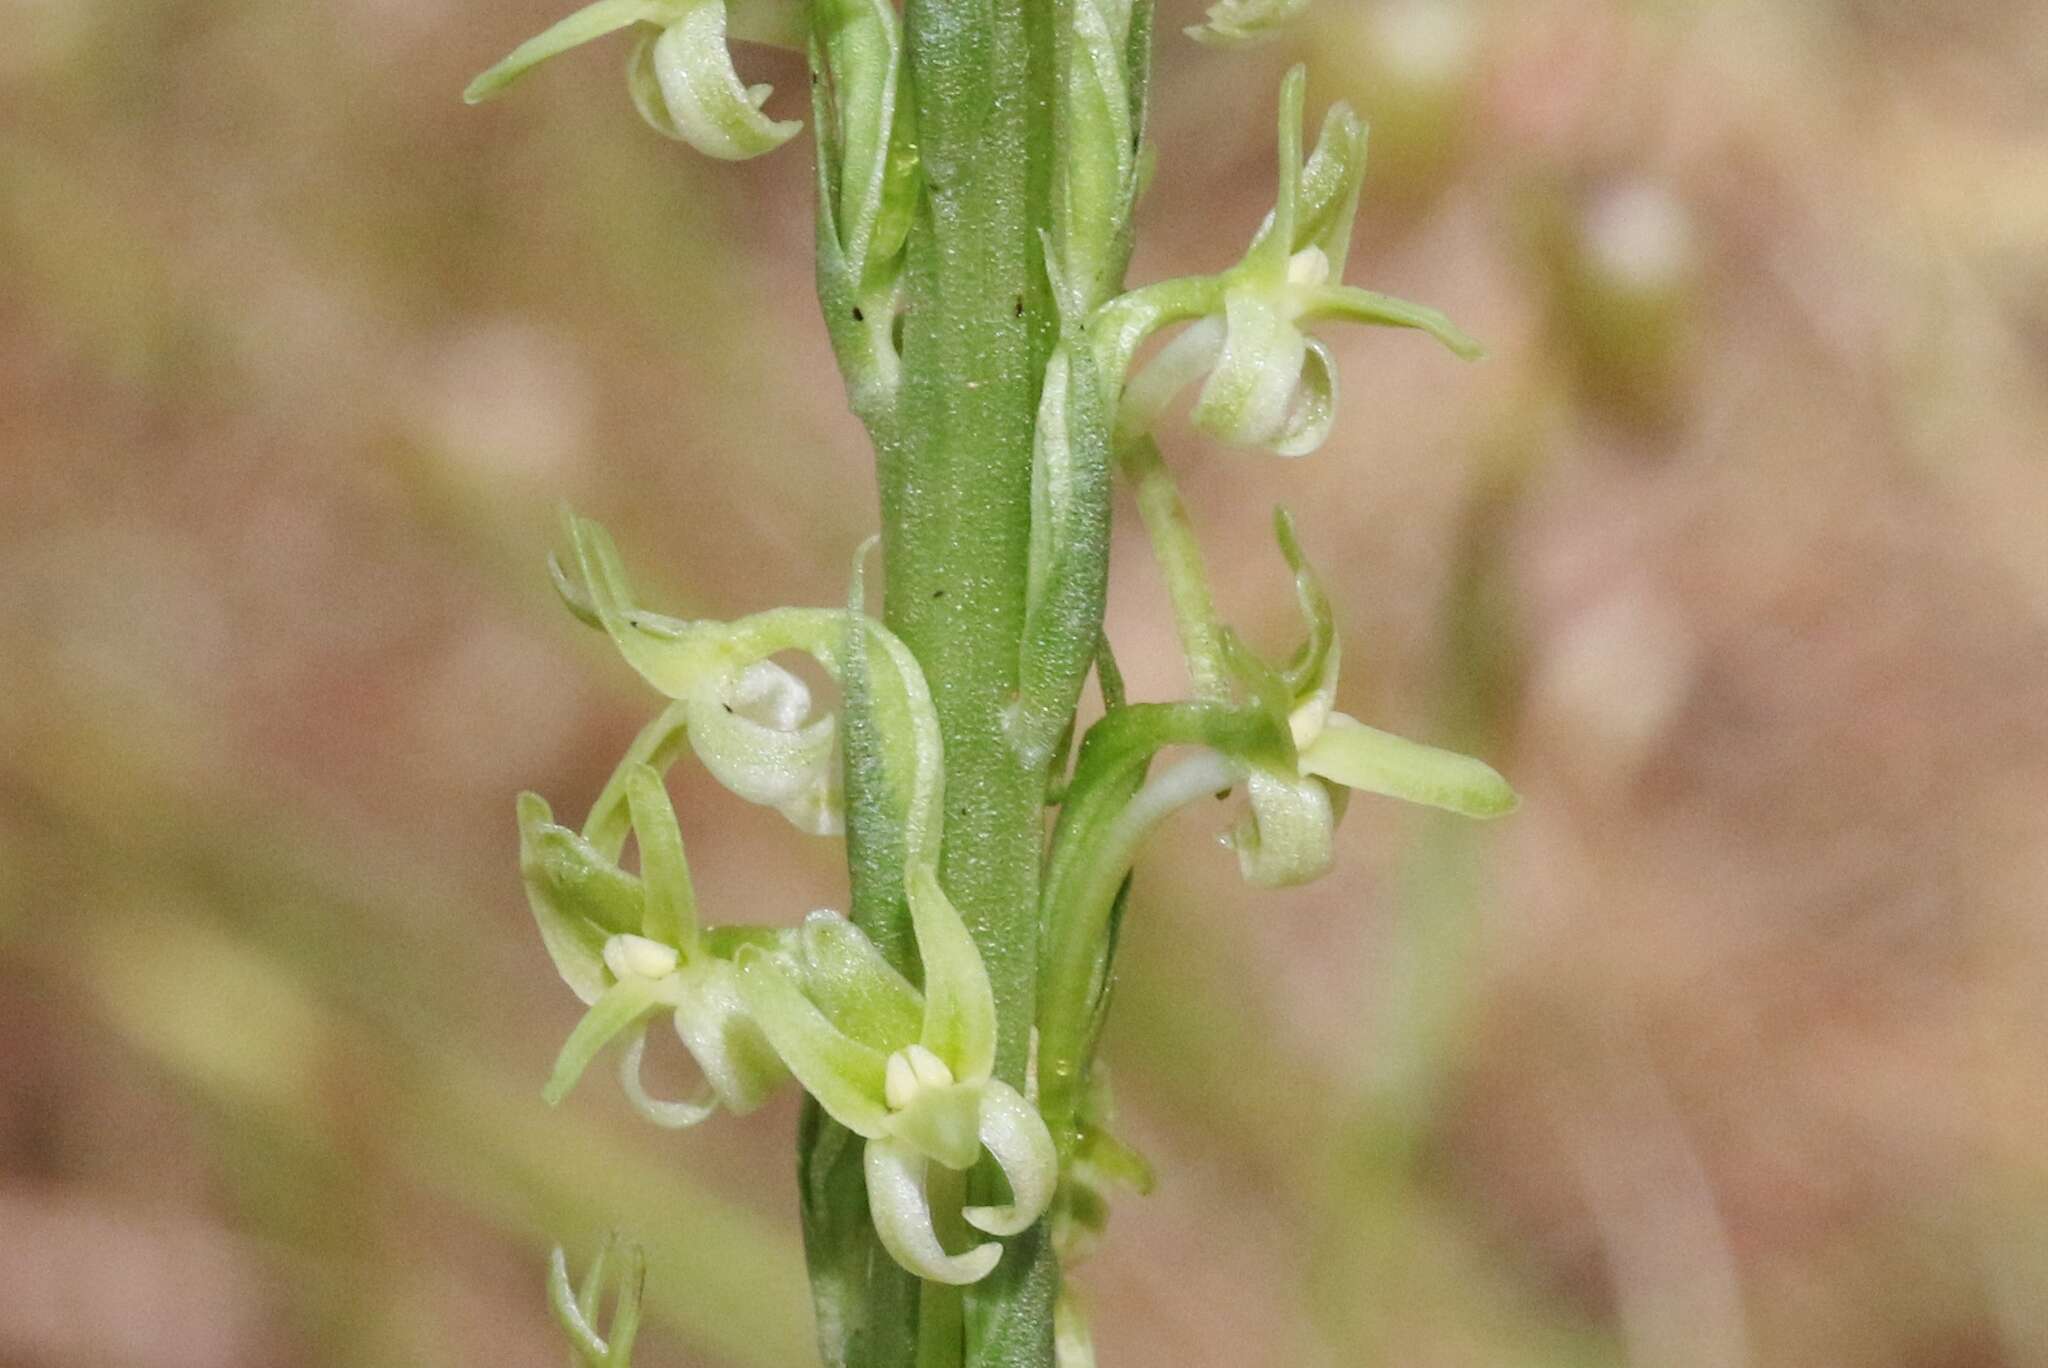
1233,768,1336,887
618,1028,720,1128
1308,284,1485,360
1260,67,1308,273
736,946,894,1136
1185,0,1312,47
672,958,791,1112
1298,714,1521,817
1012,344,1114,770
548,1244,612,1362
545,974,676,1105
464,0,673,104
1190,289,1308,448
583,702,692,858
963,1079,1058,1236
907,865,998,1085
627,2,802,160
518,793,621,1005
862,1138,1003,1286
800,910,925,1051
1273,508,1336,707
622,763,699,948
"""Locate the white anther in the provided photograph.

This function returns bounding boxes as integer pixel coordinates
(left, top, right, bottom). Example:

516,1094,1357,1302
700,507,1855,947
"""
885,1044,957,1110
906,1043,955,1090
1285,247,1331,290
604,933,680,982
885,1051,920,1110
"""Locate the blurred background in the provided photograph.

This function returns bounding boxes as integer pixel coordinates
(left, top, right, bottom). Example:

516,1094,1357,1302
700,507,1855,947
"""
5,0,2048,1363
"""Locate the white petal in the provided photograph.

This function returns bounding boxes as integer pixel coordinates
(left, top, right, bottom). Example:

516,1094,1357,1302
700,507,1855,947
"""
864,1138,1002,1286
963,1079,1058,1237
619,1028,719,1128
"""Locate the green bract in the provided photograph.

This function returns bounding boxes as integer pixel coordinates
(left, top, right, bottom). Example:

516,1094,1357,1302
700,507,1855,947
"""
465,0,802,161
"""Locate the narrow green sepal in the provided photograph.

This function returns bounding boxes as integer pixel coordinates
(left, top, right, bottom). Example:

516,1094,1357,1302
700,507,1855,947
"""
908,865,998,1086
544,974,675,1106
1298,714,1521,818
519,792,638,1005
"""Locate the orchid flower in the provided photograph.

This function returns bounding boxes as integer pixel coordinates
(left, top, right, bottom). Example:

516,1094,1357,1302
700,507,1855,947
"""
548,1237,646,1367
557,513,846,836
464,0,805,161
1094,67,1481,458
1227,511,1518,886
737,867,1056,1284
518,763,790,1127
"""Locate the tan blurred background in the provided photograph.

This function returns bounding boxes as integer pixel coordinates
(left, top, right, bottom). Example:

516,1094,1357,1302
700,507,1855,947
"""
5,0,2048,1363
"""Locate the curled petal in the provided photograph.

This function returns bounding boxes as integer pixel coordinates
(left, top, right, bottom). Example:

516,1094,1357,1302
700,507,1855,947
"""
736,946,893,1137
618,1027,719,1129
627,3,801,161
909,865,998,1087
1297,713,1520,818
672,959,790,1113
686,673,845,835
1116,315,1224,443
1232,769,1336,888
1268,334,1337,458
1190,290,1307,450
545,974,677,1106
465,0,671,104
864,1137,1003,1286
964,1079,1058,1237
1185,0,1312,46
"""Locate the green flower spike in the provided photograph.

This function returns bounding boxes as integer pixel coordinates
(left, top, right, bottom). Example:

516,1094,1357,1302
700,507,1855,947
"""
737,867,1056,1284
548,1236,646,1367
1186,0,1313,47
518,765,789,1125
464,0,804,161
1097,67,1482,458
1229,512,1518,886
562,513,846,836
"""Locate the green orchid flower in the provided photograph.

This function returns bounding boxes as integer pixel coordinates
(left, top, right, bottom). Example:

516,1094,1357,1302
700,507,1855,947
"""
519,763,790,1126
464,0,805,161
557,513,846,836
1094,67,1481,458
1228,511,1518,886
736,864,1057,1284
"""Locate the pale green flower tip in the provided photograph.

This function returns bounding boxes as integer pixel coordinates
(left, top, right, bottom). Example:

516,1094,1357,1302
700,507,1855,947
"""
962,1079,1058,1236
